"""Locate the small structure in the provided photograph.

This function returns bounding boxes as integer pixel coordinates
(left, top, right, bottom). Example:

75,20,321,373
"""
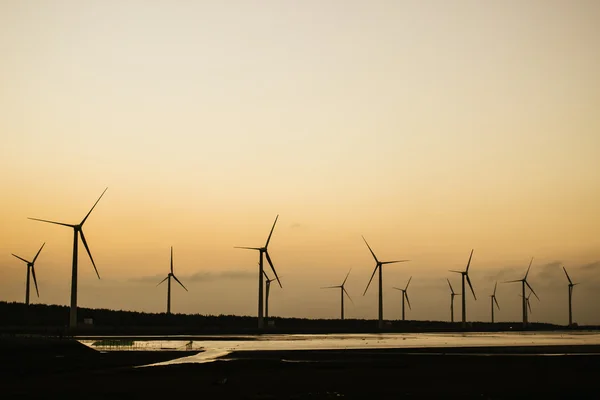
84,318,94,325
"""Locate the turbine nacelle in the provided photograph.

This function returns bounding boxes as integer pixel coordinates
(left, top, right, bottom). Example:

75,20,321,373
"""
12,242,45,298
362,236,409,296
234,215,282,288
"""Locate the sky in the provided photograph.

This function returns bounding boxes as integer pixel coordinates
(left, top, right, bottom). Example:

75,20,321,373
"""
1,1,599,325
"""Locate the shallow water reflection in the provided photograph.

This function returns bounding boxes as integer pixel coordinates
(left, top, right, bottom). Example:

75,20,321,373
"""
77,331,600,366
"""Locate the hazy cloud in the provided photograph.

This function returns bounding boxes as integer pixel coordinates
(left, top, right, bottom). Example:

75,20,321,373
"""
187,270,255,282
129,270,255,284
535,261,563,281
580,261,600,271
479,266,521,282
130,274,164,284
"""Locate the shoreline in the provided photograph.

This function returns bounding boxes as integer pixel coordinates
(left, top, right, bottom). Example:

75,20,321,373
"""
2,336,599,398
4,348,599,399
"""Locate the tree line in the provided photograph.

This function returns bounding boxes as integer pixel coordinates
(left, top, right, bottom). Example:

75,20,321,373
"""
0,301,585,335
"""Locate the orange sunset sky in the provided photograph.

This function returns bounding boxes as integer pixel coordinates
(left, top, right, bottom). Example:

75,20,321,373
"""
1,1,599,325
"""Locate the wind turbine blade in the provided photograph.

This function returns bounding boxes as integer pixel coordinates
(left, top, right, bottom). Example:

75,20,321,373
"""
80,230,100,279
28,218,75,228
265,215,279,248
173,275,188,292
525,281,539,301
503,279,522,283
524,257,533,279
157,276,168,286
234,246,261,250
494,296,500,310
170,247,174,274
527,300,532,313
262,269,270,280
381,260,410,265
11,254,30,264
361,236,379,263
405,276,412,290
466,275,476,300
343,287,354,304
493,281,497,296
465,249,474,272
363,265,378,296
562,266,572,285
342,268,352,286
31,265,40,297
392,287,403,291
265,251,282,288
447,278,455,294
32,242,46,263
449,270,463,274
405,292,412,310
80,187,108,225
321,286,340,289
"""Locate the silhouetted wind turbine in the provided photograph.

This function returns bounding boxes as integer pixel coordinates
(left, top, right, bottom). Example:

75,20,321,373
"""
321,269,353,320
12,242,45,305
504,257,539,328
449,249,476,329
562,266,579,327
157,247,188,315
490,281,500,323
28,187,107,328
263,269,280,323
518,291,535,319
393,276,412,321
235,215,282,329
446,278,461,323
362,236,409,329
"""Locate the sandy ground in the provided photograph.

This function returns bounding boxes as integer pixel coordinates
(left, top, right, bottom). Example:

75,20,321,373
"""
2,337,599,399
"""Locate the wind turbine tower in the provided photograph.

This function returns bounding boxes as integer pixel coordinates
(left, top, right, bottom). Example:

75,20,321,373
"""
362,236,409,329
12,243,45,305
490,281,500,323
235,215,282,329
449,249,477,329
446,278,461,323
157,247,188,314
519,291,535,321
321,269,353,320
263,269,279,322
29,188,107,328
393,276,412,321
504,258,539,328
562,266,579,327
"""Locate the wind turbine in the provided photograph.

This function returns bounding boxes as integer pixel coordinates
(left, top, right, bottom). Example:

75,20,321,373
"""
263,269,280,323
446,278,461,323
156,246,188,315
449,249,476,329
562,266,579,327
321,269,353,320
28,187,107,328
12,242,45,305
393,276,412,321
504,257,539,328
490,281,500,323
518,291,535,320
362,236,410,329
235,215,282,329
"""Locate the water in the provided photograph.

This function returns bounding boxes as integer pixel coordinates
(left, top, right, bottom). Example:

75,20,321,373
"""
77,331,600,365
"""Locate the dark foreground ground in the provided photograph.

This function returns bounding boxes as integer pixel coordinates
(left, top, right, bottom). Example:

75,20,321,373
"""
2,337,599,399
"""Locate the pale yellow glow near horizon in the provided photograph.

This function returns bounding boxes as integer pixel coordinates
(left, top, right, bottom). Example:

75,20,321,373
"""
1,1,599,324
